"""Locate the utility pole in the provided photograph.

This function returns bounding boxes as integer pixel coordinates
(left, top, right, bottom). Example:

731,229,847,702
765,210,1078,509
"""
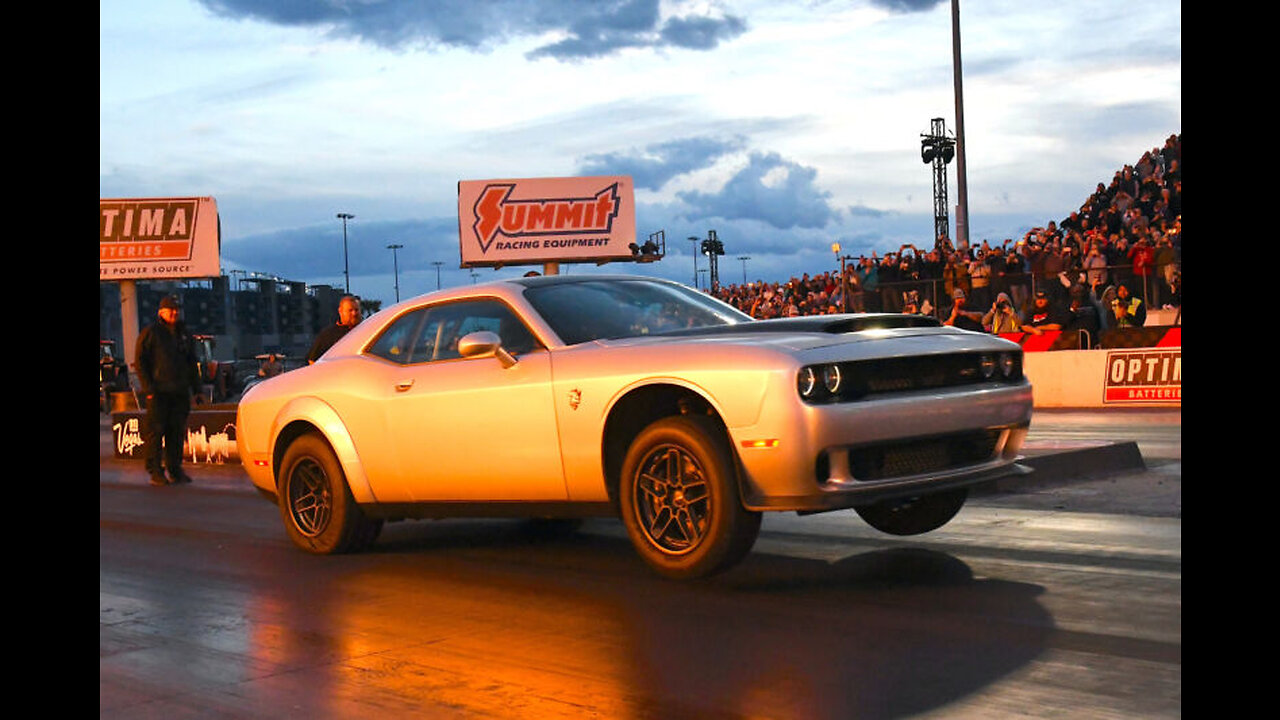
431,261,445,290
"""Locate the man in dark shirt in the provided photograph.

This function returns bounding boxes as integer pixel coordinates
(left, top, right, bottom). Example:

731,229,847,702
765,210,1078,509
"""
135,295,202,486
307,295,362,364
1021,290,1069,336
1062,285,1102,348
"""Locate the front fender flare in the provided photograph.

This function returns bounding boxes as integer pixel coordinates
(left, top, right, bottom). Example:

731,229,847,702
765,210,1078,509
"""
271,396,377,504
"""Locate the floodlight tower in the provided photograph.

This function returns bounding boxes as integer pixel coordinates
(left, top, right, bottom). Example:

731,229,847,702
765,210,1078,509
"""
920,118,956,246
700,230,724,292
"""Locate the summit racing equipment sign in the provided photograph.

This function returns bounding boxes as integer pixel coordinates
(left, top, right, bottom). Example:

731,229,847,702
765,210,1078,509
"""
458,176,635,268
100,197,220,280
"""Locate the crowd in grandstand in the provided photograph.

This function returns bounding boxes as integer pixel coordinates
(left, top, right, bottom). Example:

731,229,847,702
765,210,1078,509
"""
713,134,1181,340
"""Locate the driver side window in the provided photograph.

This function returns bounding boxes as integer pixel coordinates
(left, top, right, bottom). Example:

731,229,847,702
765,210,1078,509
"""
365,299,539,365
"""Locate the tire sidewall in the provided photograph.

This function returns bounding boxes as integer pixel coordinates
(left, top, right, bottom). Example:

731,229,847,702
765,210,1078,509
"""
277,433,358,554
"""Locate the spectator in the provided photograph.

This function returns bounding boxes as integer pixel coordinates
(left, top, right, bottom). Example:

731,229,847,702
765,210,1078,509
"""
1003,240,1031,312
307,295,363,364
1082,243,1108,294
943,289,985,332
942,252,970,303
1021,290,1068,336
258,353,283,378
1110,284,1146,327
1153,233,1178,308
1166,271,1181,310
1062,285,1101,347
985,292,1022,334
1128,235,1156,302
968,249,992,310
134,295,202,487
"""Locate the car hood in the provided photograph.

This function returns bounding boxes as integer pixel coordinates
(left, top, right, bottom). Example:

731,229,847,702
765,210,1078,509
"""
590,314,984,353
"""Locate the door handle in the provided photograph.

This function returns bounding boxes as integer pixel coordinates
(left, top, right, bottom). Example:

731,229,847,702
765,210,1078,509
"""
394,379,415,392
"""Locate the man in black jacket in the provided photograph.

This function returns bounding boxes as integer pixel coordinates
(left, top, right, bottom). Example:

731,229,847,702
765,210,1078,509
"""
135,295,202,486
306,295,362,364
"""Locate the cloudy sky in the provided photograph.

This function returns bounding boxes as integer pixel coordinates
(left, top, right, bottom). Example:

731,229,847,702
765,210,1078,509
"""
100,0,1180,306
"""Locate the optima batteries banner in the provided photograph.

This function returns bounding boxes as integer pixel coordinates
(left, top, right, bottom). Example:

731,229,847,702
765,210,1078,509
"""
458,176,635,268
100,197,221,280
1103,348,1181,404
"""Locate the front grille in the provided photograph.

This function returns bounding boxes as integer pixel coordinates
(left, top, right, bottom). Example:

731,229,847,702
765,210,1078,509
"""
859,354,1019,397
818,429,1003,483
805,352,1023,403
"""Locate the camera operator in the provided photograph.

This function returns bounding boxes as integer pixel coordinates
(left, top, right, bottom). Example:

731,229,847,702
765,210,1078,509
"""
984,292,1022,334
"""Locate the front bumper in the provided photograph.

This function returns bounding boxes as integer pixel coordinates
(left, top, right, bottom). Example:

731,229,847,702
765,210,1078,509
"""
730,379,1034,513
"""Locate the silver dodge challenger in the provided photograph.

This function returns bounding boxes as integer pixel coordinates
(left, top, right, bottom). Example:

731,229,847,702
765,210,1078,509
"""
237,275,1032,578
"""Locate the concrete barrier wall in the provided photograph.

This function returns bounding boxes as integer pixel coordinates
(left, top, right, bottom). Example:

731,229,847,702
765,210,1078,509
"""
1024,347,1181,408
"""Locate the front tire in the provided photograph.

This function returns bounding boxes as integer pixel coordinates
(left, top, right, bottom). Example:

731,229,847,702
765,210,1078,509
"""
620,416,760,579
854,488,968,536
277,433,382,554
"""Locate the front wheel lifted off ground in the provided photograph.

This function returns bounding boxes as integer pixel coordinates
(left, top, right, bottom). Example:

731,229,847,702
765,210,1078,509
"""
620,415,761,579
277,433,382,554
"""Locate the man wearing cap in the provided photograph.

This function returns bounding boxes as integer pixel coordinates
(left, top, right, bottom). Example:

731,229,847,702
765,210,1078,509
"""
135,295,202,486
1021,290,1069,336
943,289,984,332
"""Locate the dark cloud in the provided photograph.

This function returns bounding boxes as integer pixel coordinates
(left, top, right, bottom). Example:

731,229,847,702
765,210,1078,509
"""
678,152,837,230
848,204,894,218
577,136,745,190
868,0,946,13
196,0,747,60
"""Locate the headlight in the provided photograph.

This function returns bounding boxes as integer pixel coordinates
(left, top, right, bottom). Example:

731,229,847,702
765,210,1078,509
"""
999,352,1016,378
797,367,819,399
979,353,996,379
822,364,843,394
798,363,845,401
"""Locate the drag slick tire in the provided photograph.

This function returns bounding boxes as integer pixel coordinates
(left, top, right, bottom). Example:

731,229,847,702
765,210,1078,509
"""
854,487,968,536
620,415,761,579
277,433,382,554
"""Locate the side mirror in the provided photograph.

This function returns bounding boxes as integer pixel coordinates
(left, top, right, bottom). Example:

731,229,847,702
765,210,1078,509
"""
457,331,517,369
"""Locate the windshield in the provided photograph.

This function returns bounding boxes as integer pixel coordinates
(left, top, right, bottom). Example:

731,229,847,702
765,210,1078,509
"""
525,279,752,345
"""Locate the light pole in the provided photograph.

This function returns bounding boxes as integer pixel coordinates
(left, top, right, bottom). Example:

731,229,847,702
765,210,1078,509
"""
951,0,970,248
386,244,403,302
431,261,444,290
737,256,751,285
336,212,355,293
687,236,699,289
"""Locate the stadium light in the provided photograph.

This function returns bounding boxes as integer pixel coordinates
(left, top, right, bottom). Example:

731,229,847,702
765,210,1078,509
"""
336,213,355,293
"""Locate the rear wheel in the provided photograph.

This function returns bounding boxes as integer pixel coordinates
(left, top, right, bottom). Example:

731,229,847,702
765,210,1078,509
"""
620,416,760,579
854,488,968,536
278,433,382,554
